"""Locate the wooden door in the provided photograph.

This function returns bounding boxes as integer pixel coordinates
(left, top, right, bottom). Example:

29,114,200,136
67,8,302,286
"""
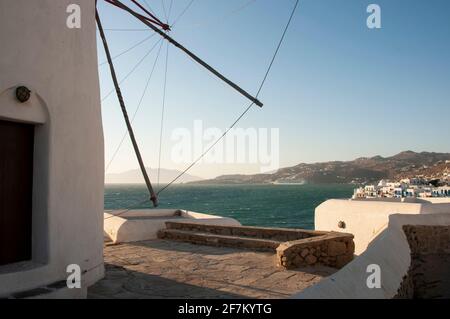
0,120,34,266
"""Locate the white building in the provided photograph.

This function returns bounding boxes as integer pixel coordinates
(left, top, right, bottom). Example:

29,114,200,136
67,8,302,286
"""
353,187,366,199
405,188,415,197
0,0,104,298
377,179,388,187
432,186,450,197
364,185,377,197
393,187,404,198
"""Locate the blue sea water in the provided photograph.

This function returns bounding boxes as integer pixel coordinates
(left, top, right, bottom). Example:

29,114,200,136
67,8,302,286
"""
104,184,354,230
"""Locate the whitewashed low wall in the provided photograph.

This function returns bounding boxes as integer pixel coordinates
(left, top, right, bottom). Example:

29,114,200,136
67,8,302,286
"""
295,213,450,299
104,209,241,244
421,198,450,204
315,199,450,254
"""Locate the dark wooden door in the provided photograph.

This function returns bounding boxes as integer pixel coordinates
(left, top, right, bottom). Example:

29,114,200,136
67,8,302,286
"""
0,120,34,266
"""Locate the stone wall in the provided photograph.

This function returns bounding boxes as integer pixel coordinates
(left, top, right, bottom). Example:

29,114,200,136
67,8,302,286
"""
395,225,450,298
277,232,355,269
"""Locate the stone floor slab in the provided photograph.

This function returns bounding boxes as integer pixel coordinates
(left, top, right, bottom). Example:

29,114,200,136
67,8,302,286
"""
88,239,336,299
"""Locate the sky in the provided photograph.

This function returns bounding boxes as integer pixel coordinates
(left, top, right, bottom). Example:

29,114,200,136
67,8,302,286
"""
96,0,450,179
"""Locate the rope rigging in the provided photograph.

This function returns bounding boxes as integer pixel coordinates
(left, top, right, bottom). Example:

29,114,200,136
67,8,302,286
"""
171,0,195,28
99,1,194,31
158,0,300,195
103,1,178,175
132,0,165,26
160,0,168,22
105,0,170,30
189,0,255,30
105,40,165,172
157,41,170,186
100,0,300,218
101,28,149,31
101,37,162,101
98,33,155,66
142,0,157,17
167,0,174,23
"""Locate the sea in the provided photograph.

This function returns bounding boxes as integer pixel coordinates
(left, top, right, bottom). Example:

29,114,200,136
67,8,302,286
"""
105,184,354,230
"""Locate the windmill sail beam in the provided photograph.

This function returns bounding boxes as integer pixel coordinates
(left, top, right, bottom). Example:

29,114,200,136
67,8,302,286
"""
106,0,264,108
104,0,165,28
96,9,159,207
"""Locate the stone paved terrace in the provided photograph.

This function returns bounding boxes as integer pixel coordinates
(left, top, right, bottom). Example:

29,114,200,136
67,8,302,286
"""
88,240,337,299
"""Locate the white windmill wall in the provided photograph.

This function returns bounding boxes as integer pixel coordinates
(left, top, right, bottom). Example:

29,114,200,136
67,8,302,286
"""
0,0,104,297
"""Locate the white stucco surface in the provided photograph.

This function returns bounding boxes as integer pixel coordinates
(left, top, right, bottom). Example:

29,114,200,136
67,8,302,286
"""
104,209,242,244
295,213,450,299
0,0,104,297
315,199,450,254
421,198,450,204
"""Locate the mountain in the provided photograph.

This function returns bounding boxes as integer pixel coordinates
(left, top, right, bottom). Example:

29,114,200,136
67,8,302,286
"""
193,151,450,185
105,168,203,184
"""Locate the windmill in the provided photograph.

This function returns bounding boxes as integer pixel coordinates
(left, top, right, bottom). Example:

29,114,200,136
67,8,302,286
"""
97,0,298,212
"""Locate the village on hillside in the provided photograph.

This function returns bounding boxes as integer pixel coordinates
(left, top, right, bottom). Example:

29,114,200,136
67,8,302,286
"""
353,174,450,199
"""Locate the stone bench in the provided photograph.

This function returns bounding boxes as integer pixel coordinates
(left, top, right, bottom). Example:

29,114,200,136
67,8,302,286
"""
159,229,281,252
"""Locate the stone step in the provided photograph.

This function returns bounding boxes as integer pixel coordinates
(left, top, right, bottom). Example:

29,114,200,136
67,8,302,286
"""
164,221,320,242
157,229,281,252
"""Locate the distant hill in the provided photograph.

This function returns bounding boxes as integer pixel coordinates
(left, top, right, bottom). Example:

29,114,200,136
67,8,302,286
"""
105,168,203,184
192,151,450,185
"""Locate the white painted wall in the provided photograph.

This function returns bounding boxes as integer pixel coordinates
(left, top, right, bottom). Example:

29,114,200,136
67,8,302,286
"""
315,199,450,255
421,198,450,204
0,0,104,297
296,213,450,299
104,209,241,244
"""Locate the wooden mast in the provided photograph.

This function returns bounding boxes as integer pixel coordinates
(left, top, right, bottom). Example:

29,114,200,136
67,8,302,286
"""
96,9,159,207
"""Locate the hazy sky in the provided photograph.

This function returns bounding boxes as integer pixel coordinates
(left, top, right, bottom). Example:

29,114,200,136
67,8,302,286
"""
97,0,450,179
